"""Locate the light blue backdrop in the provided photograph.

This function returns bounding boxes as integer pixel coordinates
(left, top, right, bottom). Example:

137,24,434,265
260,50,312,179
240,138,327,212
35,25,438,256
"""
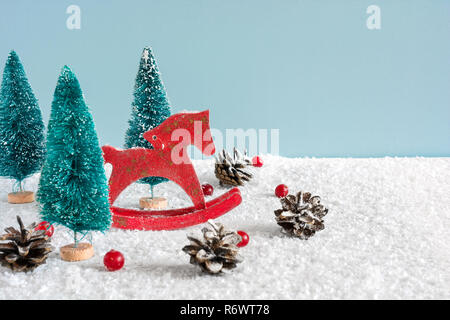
0,0,449,157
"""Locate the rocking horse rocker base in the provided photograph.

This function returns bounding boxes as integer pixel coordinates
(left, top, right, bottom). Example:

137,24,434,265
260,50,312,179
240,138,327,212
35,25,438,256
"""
112,187,241,230
103,110,243,231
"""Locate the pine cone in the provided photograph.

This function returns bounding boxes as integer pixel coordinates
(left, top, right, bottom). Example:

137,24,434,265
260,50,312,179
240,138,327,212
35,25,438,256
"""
0,216,53,272
214,148,252,186
182,220,243,274
274,191,328,240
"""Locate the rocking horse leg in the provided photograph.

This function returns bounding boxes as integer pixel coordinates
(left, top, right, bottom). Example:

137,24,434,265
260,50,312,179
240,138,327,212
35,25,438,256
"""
108,172,136,205
169,164,206,210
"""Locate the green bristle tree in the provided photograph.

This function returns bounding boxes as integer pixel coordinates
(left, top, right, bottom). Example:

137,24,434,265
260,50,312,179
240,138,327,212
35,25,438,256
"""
0,51,46,191
37,66,111,244
125,47,171,196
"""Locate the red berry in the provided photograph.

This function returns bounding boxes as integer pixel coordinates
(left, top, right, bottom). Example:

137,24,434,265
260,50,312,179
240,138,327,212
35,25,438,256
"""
104,250,125,272
202,183,214,196
35,221,54,237
252,156,263,167
237,230,249,247
275,184,289,198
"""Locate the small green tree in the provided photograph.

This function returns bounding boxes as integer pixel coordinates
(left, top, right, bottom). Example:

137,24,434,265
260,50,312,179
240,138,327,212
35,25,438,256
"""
125,47,171,196
37,66,110,244
0,51,45,191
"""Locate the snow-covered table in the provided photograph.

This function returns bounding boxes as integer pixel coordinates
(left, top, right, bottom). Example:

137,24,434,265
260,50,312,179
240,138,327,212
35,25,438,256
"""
1,156,449,299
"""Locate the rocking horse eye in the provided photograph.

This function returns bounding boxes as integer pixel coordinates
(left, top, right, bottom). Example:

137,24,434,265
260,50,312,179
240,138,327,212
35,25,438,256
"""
152,135,157,140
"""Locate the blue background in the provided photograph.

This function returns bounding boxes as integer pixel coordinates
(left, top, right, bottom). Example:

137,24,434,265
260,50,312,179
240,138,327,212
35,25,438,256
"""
0,0,449,157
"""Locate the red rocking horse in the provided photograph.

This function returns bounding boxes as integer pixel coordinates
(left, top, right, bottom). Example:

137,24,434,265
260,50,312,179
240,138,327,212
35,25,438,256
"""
102,110,242,230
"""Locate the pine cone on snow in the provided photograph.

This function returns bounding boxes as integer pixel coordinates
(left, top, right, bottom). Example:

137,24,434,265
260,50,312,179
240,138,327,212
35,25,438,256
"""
182,220,243,274
0,216,53,272
274,191,328,240
214,148,252,186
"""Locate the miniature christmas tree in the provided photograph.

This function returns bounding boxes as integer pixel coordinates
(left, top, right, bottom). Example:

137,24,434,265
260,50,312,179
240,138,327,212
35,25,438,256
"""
125,47,171,199
37,66,111,261
0,51,46,203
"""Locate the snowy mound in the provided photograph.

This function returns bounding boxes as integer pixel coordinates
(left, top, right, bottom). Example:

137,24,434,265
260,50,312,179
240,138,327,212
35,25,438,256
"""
0,156,449,299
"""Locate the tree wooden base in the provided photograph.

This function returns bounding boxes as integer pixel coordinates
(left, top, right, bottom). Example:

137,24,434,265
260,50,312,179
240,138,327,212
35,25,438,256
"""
60,243,94,262
8,191,35,204
139,197,167,209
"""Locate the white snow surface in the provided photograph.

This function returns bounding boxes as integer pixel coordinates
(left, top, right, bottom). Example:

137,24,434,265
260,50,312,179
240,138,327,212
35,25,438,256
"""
0,156,449,300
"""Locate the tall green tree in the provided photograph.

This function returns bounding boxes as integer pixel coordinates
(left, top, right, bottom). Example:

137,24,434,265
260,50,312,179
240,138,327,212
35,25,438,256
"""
0,51,45,190
125,47,171,195
37,66,110,243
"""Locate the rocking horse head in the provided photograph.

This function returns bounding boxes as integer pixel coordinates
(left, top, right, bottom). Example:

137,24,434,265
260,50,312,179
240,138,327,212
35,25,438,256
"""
143,110,215,156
